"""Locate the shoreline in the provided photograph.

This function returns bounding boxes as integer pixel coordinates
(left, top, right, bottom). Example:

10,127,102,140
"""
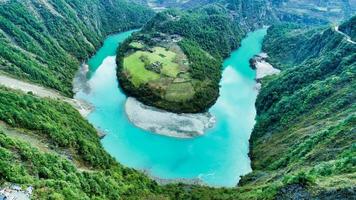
124,97,216,139
249,52,280,89
73,63,107,138
70,29,268,187
71,63,96,118
0,72,103,138
0,73,94,118
142,169,205,186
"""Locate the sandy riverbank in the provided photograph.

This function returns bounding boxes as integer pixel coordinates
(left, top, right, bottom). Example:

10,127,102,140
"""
250,53,280,81
125,97,216,138
0,73,93,117
143,169,204,186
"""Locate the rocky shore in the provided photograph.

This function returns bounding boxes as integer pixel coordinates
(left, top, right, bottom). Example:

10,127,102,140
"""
0,73,93,118
249,53,280,81
125,97,216,138
142,169,204,186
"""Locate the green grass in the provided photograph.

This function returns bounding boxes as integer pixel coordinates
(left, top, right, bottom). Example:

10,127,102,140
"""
123,47,181,86
129,41,145,49
165,81,195,101
123,52,160,86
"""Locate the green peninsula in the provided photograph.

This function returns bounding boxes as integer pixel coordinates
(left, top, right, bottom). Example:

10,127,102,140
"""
117,7,243,113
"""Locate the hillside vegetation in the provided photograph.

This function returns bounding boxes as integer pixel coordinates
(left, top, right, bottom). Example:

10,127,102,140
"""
136,0,355,27
0,0,355,199
117,6,244,113
0,86,261,200
0,0,153,96
242,19,356,198
0,86,166,199
339,15,356,41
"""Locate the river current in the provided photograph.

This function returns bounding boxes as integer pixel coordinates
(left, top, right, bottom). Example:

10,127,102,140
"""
75,29,267,187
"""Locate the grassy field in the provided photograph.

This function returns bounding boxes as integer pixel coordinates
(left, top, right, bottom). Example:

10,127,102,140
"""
165,81,195,101
123,46,182,86
129,41,145,49
121,42,202,109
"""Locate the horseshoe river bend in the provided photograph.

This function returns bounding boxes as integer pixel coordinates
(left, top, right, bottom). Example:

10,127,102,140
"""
74,28,267,187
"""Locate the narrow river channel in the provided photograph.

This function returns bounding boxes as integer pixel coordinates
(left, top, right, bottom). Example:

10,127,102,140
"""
75,28,267,187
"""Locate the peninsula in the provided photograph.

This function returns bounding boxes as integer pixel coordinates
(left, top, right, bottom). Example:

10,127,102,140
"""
117,8,243,113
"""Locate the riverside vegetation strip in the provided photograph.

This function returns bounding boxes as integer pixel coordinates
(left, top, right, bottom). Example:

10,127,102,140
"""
0,0,355,199
242,20,356,199
0,74,92,117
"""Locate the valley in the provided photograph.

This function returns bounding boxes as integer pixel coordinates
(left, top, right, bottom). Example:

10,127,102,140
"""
0,0,355,199
75,28,266,187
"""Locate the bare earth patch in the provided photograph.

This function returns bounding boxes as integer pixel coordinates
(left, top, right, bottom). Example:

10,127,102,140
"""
0,73,92,117
125,97,216,138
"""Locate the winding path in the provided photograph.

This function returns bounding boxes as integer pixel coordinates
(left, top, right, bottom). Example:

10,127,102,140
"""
334,26,356,44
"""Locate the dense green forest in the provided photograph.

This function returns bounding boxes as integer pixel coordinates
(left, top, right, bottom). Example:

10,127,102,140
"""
0,87,293,199
1,17,355,200
0,87,158,199
143,7,244,59
0,0,355,199
0,0,153,96
0,86,114,168
117,6,245,113
339,15,356,41
245,20,356,198
135,0,354,27
0,131,162,199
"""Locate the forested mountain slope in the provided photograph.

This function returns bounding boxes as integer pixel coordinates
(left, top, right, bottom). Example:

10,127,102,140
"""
134,0,356,27
0,86,165,199
134,0,278,30
241,18,355,199
0,0,354,199
0,0,153,96
339,15,356,41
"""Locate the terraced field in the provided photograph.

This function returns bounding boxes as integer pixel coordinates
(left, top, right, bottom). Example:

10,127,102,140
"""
122,42,196,102
116,9,234,113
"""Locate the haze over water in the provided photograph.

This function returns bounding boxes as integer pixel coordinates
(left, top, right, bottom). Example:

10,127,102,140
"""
75,29,267,187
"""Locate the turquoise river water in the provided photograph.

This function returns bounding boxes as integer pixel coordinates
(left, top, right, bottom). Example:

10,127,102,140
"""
75,29,267,187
